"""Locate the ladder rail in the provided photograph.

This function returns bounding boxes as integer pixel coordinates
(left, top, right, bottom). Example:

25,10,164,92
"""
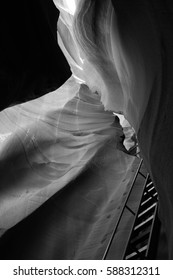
123,176,159,260
102,159,145,260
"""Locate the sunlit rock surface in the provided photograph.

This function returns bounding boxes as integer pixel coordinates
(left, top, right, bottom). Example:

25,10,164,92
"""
0,123,135,259
0,75,136,259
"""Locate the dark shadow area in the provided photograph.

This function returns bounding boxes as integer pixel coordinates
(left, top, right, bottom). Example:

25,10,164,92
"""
0,0,71,111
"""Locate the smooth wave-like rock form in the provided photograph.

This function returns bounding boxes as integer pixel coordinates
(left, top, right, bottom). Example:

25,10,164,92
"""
0,76,135,233
66,0,151,131
0,124,135,259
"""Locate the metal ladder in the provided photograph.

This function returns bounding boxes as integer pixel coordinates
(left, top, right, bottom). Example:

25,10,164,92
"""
103,159,160,260
123,173,160,259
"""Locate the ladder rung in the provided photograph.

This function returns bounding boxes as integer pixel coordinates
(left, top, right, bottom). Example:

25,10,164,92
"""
125,245,148,260
145,181,153,188
134,215,154,231
141,193,157,207
143,189,157,198
138,203,157,218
